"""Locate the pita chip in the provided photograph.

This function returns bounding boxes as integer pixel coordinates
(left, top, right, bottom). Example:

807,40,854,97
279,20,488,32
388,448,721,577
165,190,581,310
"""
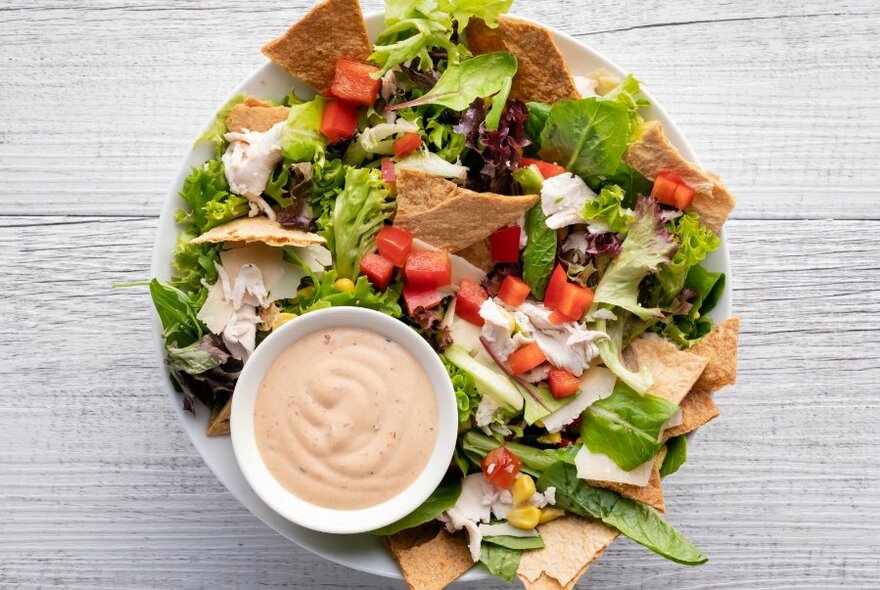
623,121,736,233
518,516,618,590
688,317,740,393
466,18,579,104
225,97,290,133
261,0,371,93
190,217,324,248
664,388,720,439
205,398,232,436
625,336,708,405
387,524,474,590
590,459,666,512
394,170,539,251
455,239,493,271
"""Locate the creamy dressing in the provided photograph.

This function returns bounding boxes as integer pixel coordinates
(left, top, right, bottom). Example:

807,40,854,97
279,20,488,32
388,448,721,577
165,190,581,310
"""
254,327,438,510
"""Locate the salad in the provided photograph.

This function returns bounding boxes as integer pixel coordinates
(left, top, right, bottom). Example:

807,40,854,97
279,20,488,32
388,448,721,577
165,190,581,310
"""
149,0,741,587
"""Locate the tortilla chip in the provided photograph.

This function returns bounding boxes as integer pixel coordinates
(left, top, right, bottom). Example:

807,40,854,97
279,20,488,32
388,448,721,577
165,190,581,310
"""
622,121,736,233
190,217,324,248
225,99,290,133
589,460,665,512
206,398,232,436
625,336,708,405
261,0,371,93
518,516,618,589
387,525,474,590
688,317,740,392
455,239,493,271
664,388,719,439
466,18,579,104
395,170,538,251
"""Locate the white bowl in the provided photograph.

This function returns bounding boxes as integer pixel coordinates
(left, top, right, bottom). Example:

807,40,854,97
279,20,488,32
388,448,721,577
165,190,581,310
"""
151,11,732,580
229,307,458,534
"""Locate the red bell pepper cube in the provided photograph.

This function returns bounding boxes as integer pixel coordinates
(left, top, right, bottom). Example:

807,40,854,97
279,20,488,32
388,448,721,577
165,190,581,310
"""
520,157,566,179
508,342,547,376
393,132,423,158
359,253,394,291
402,283,444,315
404,250,452,289
330,59,381,106
320,99,360,144
498,275,530,307
548,310,571,325
651,170,695,209
455,279,489,327
548,367,580,399
543,264,568,309
376,225,413,267
490,226,521,264
381,157,396,184
554,282,594,321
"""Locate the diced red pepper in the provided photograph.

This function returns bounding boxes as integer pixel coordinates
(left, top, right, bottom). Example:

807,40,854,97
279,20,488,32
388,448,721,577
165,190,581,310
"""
320,99,360,144
543,264,568,309
455,279,489,327
359,253,394,291
548,367,581,399
498,276,530,307
548,310,571,325
377,225,413,267
402,283,444,315
329,59,381,106
555,282,593,321
520,157,566,179
381,157,396,184
405,250,452,289
393,132,422,158
508,342,547,376
651,170,696,210
490,226,521,264
481,447,522,490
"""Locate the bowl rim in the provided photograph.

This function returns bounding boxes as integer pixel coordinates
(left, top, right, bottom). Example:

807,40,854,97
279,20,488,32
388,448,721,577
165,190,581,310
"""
149,9,732,580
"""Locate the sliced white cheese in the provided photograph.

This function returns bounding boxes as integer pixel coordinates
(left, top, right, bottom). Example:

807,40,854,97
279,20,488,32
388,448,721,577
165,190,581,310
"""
197,279,234,334
542,366,617,433
575,446,654,486
477,523,539,538
220,243,304,302
663,409,683,431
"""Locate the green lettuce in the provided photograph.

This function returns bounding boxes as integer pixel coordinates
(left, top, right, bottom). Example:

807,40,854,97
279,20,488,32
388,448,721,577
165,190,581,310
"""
594,315,653,394
660,435,688,477
591,163,652,209
194,94,244,158
149,279,204,348
581,382,679,470
442,355,482,423
514,166,557,299
659,264,725,347
480,543,521,582
602,74,649,141
311,156,347,235
483,535,544,550
484,76,512,131
290,269,403,317
580,184,633,234
327,167,395,279
524,101,551,147
281,97,326,162
175,160,249,233
169,231,219,304
370,478,461,535
537,462,708,565
656,212,721,303
461,431,579,478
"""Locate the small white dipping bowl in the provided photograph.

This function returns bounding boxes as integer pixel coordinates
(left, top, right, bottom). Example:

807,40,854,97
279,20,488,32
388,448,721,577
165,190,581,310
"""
230,306,457,534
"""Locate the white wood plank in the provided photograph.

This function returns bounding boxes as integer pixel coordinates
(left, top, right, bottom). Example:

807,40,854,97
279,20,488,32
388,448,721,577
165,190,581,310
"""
0,1,877,218
1,216,878,588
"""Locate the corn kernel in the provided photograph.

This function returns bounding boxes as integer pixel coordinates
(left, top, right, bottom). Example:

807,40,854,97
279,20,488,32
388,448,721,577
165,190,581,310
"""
298,286,315,298
539,508,565,524
507,505,541,530
536,432,561,445
271,312,297,330
534,420,545,428
694,311,701,319
334,278,355,293
511,474,536,506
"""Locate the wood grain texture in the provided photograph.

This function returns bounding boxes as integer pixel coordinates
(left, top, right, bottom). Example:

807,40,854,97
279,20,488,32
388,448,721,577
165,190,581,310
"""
1,1,879,588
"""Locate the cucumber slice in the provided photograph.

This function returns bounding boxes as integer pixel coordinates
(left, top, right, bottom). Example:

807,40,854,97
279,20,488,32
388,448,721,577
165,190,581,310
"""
444,344,524,412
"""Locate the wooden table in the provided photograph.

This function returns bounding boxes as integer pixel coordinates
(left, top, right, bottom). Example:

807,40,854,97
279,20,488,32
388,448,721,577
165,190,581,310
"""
2,1,878,587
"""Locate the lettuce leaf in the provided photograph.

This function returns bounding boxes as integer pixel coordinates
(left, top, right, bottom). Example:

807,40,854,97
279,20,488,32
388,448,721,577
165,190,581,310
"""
290,269,403,318
591,198,677,320
370,478,462,535
524,101,551,147
442,0,512,29
194,94,244,158
602,74,649,141
580,184,633,234
170,230,219,304
443,354,483,423
176,160,249,233
149,279,204,348
581,382,678,470
281,97,326,162
656,212,720,303
591,163,652,209
480,543,521,582
659,264,725,347
594,315,653,394
165,334,243,416
660,435,687,477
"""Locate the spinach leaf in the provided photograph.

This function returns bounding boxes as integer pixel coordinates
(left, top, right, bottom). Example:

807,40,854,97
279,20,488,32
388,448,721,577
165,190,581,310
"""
461,431,577,477
484,77,513,131
390,52,518,112
149,279,204,348
660,436,688,477
539,98,631,178
581,382,679,471
480,543,521,582
521,204,557,299
524,101,551,147
484,534,544,550
537,462,708,565
370,478,461,535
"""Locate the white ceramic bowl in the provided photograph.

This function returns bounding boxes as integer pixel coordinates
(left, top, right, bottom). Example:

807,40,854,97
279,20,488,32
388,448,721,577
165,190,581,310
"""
151,11,732,580
229,307,458,534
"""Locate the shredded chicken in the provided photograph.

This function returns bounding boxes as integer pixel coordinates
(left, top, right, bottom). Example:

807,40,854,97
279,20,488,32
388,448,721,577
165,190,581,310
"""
203,262,269,361
540,173,596,229
221,121,286,221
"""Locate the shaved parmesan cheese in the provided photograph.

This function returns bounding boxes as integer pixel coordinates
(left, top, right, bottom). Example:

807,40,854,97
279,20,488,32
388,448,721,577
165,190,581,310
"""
478,523,539,538
542,366,617,433
197,279,234,334
575,446,654,486
219,244,305,302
